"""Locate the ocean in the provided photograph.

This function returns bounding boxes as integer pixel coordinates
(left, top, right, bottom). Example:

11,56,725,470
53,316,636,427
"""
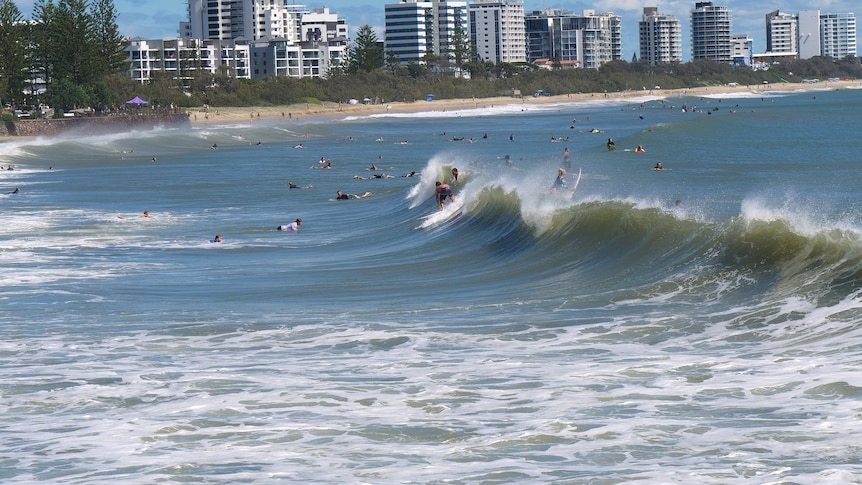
2,86,862,484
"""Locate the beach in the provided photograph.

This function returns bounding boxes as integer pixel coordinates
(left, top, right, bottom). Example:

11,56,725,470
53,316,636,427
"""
185,79,861,127
0,80,857,144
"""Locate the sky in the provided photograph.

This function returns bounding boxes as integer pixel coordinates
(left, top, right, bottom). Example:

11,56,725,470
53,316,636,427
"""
10,0,858,62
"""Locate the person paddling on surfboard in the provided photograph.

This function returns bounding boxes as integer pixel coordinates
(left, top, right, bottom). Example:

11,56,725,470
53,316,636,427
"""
277,219,302,231
654,162,663,170
336,190,370,200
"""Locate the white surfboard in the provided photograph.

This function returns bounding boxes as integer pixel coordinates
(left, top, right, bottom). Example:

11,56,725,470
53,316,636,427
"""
571,168,582,192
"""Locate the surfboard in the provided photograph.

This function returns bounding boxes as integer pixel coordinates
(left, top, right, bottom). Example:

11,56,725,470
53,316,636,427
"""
567,168,582,199
653,168,672,171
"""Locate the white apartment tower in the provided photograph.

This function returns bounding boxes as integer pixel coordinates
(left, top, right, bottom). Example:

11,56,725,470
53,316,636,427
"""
765,10,797,55
820,12,857,60
731,32,752,65
469,0,526,64
798,10,857,60
525,9,622,69
185,0,312,41
639,7,681,65
690,1,732,62
797,10,822,59
384,0,469,65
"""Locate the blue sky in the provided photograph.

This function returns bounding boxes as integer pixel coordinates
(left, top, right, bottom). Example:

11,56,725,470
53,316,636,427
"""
11,0,859,61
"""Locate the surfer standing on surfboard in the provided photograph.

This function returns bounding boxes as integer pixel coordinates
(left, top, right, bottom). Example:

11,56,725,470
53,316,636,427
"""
551,168,568,193
435,182,455,209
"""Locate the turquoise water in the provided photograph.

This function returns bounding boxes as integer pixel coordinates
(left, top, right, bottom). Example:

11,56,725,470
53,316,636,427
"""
2,87,862,483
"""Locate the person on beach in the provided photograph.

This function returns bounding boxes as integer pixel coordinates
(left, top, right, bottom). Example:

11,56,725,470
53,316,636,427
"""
435,181,455,209
277,219,302,231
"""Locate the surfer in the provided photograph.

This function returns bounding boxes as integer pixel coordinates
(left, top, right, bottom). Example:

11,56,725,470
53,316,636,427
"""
635,145,646,153
654,162,663,170
277,218,302,231
435,182,455,209
336,190,361,200
211,235,222,243
551,168,568,193
607,138,615,150
140,210,151,218
562,147,571,168
451,167,459,182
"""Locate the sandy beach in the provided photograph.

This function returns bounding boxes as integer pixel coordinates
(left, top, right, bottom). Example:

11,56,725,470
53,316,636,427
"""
184,79,861,128
1,80,858,143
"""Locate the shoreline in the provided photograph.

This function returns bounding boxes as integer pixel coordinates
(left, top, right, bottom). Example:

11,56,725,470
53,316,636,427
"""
2,80,858,143
184,79,861,127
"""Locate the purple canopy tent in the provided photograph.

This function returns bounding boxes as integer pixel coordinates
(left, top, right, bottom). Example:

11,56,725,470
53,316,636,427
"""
125,96,148,105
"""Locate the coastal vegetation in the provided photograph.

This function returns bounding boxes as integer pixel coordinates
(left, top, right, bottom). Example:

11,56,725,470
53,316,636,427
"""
1,5,861,118
102,53,862,110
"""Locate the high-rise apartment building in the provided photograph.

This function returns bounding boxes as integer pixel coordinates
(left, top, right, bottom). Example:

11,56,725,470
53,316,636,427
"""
132,1,348,83
731,33,752,65
638,7,681,65
765,10,797,55
797,10,822,59
469,0,526,64
690,1,732,62
127,38,252,83
524,9,620,69
820,12,857,59
797,10,857,60
183,1,348,43
383,0,469,65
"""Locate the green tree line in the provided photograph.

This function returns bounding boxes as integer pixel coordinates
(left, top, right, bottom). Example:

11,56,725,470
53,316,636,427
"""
0,0,126,113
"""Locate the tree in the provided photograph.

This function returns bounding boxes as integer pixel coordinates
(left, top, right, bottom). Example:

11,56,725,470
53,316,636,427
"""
384,50,400,74
448,15,470,68
90,0,126,76
50,0,98,85
347,25,383,74
43,76,90,111
0,0,27,105
31,0,57,85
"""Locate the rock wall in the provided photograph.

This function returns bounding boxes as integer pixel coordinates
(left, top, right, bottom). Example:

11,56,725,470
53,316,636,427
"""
0,113,190,137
